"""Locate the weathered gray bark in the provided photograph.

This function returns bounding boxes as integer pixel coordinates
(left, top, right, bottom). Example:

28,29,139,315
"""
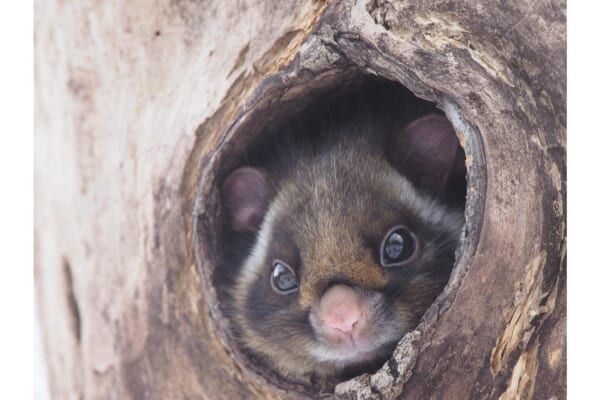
35,0,565,399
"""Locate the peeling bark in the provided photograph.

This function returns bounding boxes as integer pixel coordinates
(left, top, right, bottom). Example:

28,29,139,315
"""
35,0,565,399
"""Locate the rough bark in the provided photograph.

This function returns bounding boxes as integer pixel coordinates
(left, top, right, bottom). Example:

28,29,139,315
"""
35,0,565,399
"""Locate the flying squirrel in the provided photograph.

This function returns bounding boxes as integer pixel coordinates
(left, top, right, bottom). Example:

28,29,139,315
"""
219,80,466,382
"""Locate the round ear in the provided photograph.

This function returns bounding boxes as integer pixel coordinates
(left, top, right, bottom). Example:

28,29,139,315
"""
387,114,464,199
222,167,275,232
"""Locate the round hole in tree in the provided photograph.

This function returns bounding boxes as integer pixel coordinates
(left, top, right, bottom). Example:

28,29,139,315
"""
194,74,484,395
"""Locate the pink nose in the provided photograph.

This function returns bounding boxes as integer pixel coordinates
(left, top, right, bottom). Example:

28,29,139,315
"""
317,285,366,335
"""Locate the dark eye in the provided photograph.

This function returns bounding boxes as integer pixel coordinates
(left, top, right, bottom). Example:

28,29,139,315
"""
379,225,419,267
271,260,298,294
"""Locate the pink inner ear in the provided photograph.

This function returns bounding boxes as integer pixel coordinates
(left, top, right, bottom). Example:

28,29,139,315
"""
222,167,274,232
403,114,458,169
391,113,460,195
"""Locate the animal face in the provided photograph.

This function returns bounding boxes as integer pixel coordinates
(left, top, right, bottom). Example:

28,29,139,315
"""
224,138,464,379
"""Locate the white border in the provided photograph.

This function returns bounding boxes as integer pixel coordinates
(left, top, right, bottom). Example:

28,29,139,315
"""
0,1,35,398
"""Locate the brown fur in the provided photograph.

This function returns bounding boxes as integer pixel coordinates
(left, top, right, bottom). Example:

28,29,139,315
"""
226,140,463,380
220,80,465,382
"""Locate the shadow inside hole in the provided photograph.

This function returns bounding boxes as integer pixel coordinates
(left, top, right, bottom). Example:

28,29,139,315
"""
213,76,467,389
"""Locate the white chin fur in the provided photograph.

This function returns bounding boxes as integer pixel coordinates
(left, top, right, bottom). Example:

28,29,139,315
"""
308,339,390,364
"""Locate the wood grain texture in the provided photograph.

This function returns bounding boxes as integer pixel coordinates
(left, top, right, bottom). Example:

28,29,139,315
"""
35,0,565,399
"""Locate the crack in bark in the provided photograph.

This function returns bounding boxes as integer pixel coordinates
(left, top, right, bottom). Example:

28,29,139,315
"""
63,258,82,344
490,252,555,375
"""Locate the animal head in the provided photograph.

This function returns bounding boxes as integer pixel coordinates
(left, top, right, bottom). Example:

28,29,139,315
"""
221,113,464,379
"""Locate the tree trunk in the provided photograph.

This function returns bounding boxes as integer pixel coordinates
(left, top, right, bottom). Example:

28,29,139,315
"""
35,0,566,399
